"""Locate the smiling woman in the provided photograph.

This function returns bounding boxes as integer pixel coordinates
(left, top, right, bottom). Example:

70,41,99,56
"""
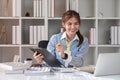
33,10,89,67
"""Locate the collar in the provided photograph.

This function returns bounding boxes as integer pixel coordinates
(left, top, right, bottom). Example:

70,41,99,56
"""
60,31,79,41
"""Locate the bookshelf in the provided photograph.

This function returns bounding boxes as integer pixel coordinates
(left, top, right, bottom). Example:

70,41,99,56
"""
0,0,120,66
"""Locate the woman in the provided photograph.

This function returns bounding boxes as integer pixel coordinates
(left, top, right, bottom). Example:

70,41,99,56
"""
33,10,89,67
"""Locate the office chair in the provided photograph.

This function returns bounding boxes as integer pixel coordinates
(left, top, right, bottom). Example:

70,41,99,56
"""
38,40,49,49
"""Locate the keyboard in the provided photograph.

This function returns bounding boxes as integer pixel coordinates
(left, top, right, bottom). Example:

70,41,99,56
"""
52,67,75,73
24,67,51,76
29,67,51,72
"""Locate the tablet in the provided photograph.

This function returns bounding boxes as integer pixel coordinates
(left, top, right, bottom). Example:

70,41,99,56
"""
30,47,65,67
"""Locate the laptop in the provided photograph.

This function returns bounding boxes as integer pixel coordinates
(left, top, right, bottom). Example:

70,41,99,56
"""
94,53,120,76
30,47,65,67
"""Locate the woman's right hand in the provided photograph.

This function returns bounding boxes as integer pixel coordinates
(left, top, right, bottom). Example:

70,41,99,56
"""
33,51,44,64
56,43,65,58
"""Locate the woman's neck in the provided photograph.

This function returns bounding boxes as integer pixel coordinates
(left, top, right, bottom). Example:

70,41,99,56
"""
66,33,75,41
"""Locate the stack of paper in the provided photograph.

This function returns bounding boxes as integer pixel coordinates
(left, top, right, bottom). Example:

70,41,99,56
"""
0,62,30,71
0,69,23,74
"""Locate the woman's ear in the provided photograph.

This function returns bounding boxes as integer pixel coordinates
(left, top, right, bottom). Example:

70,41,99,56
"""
62,22,66,31
62,22,65,28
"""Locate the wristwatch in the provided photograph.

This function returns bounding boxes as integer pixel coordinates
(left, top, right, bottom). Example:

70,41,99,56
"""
62,53,68,59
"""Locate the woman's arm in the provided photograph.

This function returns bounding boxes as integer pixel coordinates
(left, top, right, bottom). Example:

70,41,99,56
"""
70,37,89,67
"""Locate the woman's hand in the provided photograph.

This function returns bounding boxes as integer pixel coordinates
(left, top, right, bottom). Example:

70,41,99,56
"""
56,43,65,58
33,51,44,64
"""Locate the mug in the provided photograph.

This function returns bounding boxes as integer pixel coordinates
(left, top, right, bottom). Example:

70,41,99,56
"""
24,58,32,66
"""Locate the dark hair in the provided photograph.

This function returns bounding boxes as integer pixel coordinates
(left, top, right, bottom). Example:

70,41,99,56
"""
62,10,83,46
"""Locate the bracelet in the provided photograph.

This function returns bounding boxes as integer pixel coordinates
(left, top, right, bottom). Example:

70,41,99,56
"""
63,53,68,59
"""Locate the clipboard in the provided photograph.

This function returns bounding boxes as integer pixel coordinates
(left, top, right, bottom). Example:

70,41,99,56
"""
30,47,65,67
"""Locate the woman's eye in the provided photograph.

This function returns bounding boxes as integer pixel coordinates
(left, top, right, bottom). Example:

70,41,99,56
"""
67,23,72,26
66,22,79,26
75,22,79,25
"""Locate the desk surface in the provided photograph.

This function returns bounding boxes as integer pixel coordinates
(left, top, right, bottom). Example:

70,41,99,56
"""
96,75,120,80
0,71,120,80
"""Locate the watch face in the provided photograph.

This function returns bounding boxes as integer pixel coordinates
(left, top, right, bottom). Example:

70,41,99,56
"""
64,50,71,55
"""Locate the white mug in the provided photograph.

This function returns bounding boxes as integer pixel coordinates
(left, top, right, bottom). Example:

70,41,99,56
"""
24,58,32,66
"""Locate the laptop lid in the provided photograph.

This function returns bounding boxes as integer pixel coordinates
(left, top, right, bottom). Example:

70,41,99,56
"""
94,53,120,76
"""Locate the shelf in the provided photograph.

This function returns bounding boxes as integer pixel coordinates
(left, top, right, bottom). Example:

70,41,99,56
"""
21,17,45,20
89,45,96,47
21,45,37,47
98,17,120,20
48,17,62,20
0,45,20,47
98,45,120,47
81,17,96,20
0,17,19,19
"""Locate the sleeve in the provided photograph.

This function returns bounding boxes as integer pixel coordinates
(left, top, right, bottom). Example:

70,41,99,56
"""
47,35,57,56
70,37,89,67
47,34,65,65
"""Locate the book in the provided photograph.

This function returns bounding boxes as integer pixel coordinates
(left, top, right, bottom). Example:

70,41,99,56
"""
29,25,34,44
12,0,20,17
89,28,96,44
110,26,115,44
114,26,118,45
34,26,37,44
12,25,16,44
118,26,120,44
16,25,21,44
33,0,37,17
37,25,42,42
5,0,9,16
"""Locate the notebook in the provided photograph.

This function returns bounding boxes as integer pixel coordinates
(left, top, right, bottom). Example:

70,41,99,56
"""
30,47,65,67
94,53,120,76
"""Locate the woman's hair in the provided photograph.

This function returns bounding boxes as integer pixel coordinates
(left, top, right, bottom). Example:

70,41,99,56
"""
62,10,83,46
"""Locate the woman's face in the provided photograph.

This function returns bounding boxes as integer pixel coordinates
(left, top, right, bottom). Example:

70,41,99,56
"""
63,17,80,37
